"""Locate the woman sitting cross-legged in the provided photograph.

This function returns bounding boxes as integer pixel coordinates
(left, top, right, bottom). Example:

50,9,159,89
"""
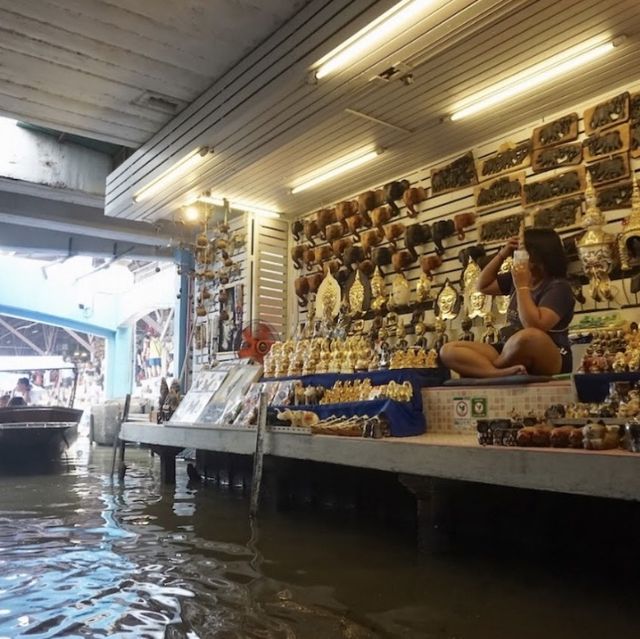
440,228,575,378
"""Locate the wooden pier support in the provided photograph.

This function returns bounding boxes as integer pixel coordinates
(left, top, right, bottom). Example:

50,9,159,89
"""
400,475,452,552
152,446,183,484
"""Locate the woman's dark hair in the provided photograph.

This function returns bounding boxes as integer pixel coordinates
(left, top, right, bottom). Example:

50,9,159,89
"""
524,228,567,278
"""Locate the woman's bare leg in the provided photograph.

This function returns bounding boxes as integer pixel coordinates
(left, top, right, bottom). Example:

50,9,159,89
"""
440,341,526,378
494,328,561,375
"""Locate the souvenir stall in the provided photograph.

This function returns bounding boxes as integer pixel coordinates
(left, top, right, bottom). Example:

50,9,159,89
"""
161,84,640,453
277,86,640,448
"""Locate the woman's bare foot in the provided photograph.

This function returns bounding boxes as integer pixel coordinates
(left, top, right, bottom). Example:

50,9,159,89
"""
500,364,528,376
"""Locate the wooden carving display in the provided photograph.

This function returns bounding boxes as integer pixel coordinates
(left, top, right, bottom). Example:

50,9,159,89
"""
586,153,630,186
631,121,640,158
596,181,632,211
583,124,630,162
523,167,585,206
477,141,530,180
532,113,578,149
431,151,478,195
479,213,524,243
531,198,581,230
475,172,524,210
584,91,629,135
532,142,582,173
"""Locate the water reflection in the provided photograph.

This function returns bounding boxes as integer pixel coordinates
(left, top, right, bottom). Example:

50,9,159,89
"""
0,444,638,638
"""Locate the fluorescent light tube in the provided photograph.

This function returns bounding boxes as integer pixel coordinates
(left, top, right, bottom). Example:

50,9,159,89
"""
291,149,382,194
314,0,434,80
198,195,280,219
133,146,212,202
450,39,617,121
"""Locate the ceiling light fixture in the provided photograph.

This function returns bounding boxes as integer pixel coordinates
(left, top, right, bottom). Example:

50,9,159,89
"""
450,37,621,121
313,0,435,80
198,194,280,219
290,148,383,194
133,146,213,202
183,205,201,222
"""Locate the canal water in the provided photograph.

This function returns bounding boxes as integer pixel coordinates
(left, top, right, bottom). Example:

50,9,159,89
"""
0,443,637,639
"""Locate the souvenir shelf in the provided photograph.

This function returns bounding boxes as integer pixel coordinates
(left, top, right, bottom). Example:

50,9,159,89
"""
265,367,449,437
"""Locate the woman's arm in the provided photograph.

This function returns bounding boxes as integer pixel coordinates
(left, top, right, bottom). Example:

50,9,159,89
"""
477,237,519,295
515,287,561,330
512,263,561,330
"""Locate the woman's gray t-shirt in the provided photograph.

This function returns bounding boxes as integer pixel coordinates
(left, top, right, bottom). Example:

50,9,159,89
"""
496,272,575,352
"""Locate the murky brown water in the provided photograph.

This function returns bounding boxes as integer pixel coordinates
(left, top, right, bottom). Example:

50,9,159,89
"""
0,442,637,639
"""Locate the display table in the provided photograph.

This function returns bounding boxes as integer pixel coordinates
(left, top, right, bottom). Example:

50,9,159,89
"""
278,398,425,437
265,368,449,436
574,372,640,402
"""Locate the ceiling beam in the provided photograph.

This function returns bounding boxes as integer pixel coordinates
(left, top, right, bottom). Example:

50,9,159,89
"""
140,314,162,334
0,317,44,355
62,327,92,353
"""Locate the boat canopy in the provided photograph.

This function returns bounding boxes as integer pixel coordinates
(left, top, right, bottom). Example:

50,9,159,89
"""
0,355,76,372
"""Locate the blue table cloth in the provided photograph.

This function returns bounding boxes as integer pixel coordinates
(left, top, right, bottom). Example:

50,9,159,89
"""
279,398,426,436
266,368,449,436
264,368,449,414
573,372,640,402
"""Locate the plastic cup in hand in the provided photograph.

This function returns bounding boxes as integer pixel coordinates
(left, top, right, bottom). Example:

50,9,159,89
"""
513,249,529,266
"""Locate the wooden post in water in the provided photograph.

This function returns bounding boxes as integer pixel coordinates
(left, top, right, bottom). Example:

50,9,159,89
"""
249,392,268,517
110,393,131,479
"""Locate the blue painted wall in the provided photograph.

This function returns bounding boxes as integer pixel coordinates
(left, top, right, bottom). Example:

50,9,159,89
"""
1,257,178,399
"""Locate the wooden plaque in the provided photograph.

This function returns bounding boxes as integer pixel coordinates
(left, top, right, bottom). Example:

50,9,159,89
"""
597,182,632,211
430,151,478,195
523,166,585,207
532,113,578,149
584,91,629,135
531,198,582,230
532,142,582,173
474,172,525,210
583,124,630,162
479,212,524,244
631,92,640,123
477,141,530,181
585,152,630,187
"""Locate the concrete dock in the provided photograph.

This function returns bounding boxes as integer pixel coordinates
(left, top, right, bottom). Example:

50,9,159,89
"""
120,422,640,501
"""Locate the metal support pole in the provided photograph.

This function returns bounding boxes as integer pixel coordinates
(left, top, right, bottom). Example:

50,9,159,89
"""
249,392,268,517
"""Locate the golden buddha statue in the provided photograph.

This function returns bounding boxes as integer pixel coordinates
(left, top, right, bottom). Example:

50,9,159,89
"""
370,267,388,313
416,273,432,303
328,343,342,373
390,273,411,308
316,338,332,374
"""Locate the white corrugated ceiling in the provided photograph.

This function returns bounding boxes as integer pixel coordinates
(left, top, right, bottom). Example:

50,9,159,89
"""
0,0,310,147
104,0,640,222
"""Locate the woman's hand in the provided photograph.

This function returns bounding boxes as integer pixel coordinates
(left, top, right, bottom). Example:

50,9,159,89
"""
498,237,519,260
512,260,532,290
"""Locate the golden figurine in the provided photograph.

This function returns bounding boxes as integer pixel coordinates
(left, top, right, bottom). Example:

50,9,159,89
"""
494,257,512,314
370,267,388,313
328,343,342,373
390,272,411,308
425,348,439,368
416,273,432,303
435,279,460,320
263,342,279,378
355,338,372,372
578,172,617,302
618,176,640,270
316,267,341,321
348,269,366,316
462,259,490,318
